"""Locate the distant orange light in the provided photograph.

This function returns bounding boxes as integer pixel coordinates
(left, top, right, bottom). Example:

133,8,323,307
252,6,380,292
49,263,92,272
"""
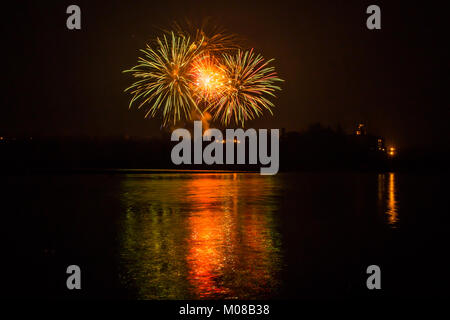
388,146,396,157
216,139,240,144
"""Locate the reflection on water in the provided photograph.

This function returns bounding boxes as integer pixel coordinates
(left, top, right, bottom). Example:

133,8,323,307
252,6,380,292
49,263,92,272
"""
118,173,282,299
378,172,399,228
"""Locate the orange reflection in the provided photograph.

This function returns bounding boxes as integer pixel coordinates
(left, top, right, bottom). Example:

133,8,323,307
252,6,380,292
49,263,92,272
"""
386,172,399,226
185,174,281,299
186,176,232,297
378,172,399,228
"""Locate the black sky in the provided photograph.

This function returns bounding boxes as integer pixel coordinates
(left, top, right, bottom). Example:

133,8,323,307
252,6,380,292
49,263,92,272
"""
1,0,448,148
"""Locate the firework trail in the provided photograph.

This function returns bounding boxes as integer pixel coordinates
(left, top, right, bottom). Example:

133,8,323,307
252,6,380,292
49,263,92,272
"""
169,19,240,53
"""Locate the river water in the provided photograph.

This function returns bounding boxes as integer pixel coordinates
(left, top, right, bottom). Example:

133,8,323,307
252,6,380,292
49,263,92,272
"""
2,171,448,298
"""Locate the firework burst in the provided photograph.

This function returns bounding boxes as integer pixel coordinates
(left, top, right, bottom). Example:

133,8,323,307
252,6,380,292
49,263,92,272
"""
205,49,283,126
124,26,283,127
123,32,204,125
191,54,226,103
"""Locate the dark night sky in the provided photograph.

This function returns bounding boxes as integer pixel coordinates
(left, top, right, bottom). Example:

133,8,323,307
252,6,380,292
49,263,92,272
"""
1,0,448,149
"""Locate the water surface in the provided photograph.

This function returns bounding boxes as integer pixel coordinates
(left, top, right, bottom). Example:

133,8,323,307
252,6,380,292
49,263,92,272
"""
2,171,448,298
